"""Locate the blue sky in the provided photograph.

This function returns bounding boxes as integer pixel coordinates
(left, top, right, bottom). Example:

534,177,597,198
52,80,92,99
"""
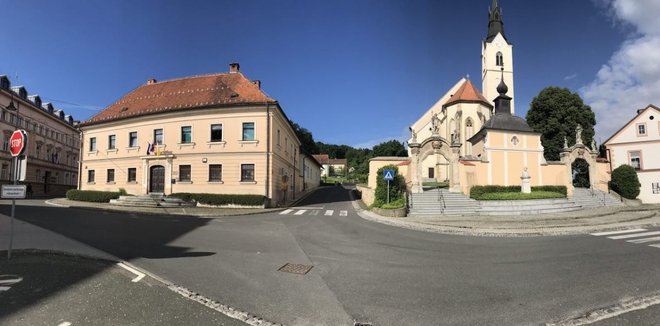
2,0,657,148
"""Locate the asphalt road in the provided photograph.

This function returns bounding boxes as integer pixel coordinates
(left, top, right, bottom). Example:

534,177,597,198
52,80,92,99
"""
5,187,660,325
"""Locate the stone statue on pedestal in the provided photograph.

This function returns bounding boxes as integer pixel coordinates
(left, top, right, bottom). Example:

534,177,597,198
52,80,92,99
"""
575,124,583,145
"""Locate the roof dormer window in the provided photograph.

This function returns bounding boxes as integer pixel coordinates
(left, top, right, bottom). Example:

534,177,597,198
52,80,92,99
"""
0,76,9,90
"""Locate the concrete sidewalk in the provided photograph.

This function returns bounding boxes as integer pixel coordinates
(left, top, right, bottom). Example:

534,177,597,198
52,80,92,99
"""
349,190,660,236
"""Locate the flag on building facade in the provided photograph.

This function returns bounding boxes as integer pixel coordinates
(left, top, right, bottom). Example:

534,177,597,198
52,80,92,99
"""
146,142,152,155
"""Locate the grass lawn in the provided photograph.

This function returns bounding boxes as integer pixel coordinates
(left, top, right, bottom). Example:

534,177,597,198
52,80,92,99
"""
474,191,565,200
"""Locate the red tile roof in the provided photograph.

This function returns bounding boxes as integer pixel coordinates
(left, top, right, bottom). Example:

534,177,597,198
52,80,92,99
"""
312,154,347,165
82,72,275,126
443,79,492,108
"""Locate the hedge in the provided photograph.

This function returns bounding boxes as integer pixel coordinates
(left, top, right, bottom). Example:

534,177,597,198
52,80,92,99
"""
422,181,449,188
169,193,266,206
610,165,641,199
477,191,565,200
66,190,121,203
470,185,567,199
380,197,406,209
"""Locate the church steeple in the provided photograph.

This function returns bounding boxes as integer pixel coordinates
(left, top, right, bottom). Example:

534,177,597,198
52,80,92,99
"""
486,0,506,43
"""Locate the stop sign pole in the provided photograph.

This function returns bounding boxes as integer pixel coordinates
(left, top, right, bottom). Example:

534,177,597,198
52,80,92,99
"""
7,130,27,259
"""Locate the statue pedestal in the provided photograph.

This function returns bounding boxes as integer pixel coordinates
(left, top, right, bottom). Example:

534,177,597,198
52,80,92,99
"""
521,176,531,193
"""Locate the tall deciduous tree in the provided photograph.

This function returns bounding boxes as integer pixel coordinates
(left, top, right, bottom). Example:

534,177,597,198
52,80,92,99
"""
290,121,319,155
372,140,407,157
526,87,596,161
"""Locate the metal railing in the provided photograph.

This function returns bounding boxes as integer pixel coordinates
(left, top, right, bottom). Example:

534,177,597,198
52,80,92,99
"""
438,188,446,212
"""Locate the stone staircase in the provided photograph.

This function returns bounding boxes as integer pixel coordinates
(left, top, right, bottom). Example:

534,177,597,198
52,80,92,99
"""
110,194,196,208
572,187,624,208
408,188,480,216
478,198,581,216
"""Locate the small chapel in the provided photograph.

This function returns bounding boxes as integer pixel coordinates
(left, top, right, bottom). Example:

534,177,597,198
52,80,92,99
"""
363,0,612,208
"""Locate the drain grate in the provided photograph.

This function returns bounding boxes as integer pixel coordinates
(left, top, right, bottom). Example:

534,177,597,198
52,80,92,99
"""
354,322,373,326
278,263,313,275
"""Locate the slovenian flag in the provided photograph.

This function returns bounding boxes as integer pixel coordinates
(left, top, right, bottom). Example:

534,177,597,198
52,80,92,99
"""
146,142,152,155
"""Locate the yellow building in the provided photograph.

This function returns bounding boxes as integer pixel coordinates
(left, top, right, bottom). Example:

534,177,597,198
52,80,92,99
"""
0,75,80,196
79,63,317,206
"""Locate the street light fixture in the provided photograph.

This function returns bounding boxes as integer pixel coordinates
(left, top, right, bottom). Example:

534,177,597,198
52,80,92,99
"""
3,90,21,260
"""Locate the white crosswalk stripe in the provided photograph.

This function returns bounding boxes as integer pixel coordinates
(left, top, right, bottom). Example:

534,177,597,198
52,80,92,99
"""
590,229,647,236
280,209,294,215
591,228,660,250
294,210,307,215
309,210,319,216
608,231,660,240
339,210,348,216
324,210,334,216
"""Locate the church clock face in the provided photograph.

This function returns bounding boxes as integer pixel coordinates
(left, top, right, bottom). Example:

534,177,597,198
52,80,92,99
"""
495,40,503,48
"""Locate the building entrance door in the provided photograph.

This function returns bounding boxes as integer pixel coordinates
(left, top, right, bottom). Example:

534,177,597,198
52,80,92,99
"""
150,165,165,193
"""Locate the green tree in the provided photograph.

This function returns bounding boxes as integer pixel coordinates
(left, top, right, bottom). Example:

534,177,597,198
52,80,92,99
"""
372,140,407,157
374,165,405,207
526,87,596,161
290,121,319,155
611,165,641,199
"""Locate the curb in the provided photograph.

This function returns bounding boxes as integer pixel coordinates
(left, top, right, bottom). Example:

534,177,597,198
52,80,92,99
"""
348,190,660,237
45,199,286,218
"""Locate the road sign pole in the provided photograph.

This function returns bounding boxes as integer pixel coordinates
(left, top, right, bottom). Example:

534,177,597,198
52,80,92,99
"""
8,156,17,260
387,180,390,204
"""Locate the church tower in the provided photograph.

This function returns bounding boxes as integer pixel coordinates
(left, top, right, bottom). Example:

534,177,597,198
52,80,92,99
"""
481,0,515,114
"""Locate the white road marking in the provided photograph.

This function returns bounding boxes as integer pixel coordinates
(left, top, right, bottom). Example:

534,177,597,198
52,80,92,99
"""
339,210,348,216
58,322,72,326
324,210,334,216
591,229,647,236
608,231,660,240
0,276,23,292
280,209,293,215
309,210,319,216
627,236,660,244
294,210,307,215
117,263,145,283
649,244,660,249
295,206,324,210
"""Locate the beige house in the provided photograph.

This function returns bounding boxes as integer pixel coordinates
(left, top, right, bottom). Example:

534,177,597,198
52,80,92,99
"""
0,75,80,196
605,105,660,203
362,0,612,205
312,154,347,177
79,63,318,206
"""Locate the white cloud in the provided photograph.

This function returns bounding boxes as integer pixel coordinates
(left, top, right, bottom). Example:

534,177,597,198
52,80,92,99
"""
564,73,577,81
581,0,660,140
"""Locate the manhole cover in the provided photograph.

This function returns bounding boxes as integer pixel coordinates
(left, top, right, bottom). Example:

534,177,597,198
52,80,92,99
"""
278,263,313,275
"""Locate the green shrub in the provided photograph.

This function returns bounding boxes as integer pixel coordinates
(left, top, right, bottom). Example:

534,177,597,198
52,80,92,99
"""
169,193,266,206
380,197,406,209
374,165,405,208
610,165,641,199
422,181,449,188
66,190,120,203
476,191,565,200
470,185,567,199
118,188,128,196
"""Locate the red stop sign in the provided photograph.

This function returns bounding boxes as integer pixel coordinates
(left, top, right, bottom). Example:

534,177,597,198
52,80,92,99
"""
9,130,27,157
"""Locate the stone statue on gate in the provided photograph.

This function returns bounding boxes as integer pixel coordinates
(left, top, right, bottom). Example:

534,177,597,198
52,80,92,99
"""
409,126,417,143
575,124,583,145
431,114,440,135
563,136,568,149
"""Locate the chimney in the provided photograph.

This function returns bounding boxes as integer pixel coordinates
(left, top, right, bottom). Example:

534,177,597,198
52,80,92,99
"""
252,80,261,89
147,78,157,85
229,62,240,73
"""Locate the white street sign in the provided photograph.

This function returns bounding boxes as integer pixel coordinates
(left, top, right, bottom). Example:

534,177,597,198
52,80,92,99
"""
1,185,26,199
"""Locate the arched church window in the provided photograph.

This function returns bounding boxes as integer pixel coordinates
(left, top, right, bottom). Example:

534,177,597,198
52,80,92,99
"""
496,52,503,66
466,119,474,155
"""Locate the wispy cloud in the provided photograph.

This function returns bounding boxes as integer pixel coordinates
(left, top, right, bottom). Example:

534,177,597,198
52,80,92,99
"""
352,127,410,149
564,73,577,81
582,0,660,140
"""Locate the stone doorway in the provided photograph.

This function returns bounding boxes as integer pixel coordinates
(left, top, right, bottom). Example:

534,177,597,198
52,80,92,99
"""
149,165,165,193
571,158,590,188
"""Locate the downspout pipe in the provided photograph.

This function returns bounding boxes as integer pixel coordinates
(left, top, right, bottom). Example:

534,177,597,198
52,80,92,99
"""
78,129,84,190
265,103,271,206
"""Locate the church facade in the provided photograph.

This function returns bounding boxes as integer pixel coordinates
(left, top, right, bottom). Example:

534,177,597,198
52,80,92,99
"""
363,0,612,205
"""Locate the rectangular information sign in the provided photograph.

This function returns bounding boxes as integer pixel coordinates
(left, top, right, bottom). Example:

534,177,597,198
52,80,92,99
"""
1,185,26,199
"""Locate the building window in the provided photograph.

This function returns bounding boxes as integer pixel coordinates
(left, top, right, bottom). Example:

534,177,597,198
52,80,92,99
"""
209,164,222,182
637,123,647,136
241,164,255,182
129,132,138,147
179,165,191,182
652,183,660,194
428,167,435,179
89,137,97,151
88,170,95,183
107,169,115,183
2,134,8,152
277,129,280,145
181,126,192,143
128,168,136,182
210,124,223,142
629,151,642,170
242,122,255,141
496,51,503,66
108,135,116,149
154,129,163,145
1,164,8,180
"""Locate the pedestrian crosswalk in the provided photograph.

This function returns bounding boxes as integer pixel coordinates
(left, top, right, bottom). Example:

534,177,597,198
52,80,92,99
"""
280,208,348,217
590,228,660,249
